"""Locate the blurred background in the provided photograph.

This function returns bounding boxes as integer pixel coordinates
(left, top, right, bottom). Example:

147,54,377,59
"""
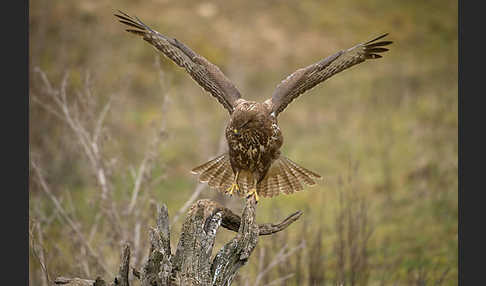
29,0,457,285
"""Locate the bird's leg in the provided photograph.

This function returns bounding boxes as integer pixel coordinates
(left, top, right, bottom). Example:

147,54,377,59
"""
226,170,240,196
246,177,260,203
246,188,260,203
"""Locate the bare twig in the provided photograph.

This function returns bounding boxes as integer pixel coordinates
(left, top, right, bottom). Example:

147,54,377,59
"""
221,208,303,236
93,93,113,144
171,129,227,225
435,267,450,285
263,273,295,286
31,95,66,122
80,246,91,278
33,68,126,242
171,183,206,225
34,68,113,201
253,240,305,286
128,158,149,214
88,212,102,244
127,91,169,215
31,159,111,276
54,277,98,286
29,221,50,286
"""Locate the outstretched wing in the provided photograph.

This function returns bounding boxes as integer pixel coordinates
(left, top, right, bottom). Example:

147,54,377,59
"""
115,11,242,114
268,33,392,116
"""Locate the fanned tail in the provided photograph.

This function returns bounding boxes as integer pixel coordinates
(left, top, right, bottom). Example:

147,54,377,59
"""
191,153,235,194
236,170,254,196
257,156,321,198
192,154,321,199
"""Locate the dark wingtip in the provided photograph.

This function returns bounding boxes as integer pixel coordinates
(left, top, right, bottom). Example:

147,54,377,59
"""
366,33,390,45
114,10,124,18
369,47,389,53
376,32,389,40
114,10,149,35
125,29,146,36
364,33,392,58
115,10,131,18
366,54,383,59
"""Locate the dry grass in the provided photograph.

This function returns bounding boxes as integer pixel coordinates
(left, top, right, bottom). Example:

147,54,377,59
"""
29,0,457,285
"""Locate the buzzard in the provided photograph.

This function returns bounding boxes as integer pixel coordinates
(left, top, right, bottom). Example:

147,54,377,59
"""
115,11,392,201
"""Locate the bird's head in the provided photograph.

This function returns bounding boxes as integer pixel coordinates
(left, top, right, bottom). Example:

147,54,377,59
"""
231,101,264,135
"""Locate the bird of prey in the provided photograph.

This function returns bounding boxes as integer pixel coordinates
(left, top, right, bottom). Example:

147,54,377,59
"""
115,11,392,202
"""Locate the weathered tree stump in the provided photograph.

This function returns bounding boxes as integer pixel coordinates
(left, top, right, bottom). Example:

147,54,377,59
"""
54,197,303,286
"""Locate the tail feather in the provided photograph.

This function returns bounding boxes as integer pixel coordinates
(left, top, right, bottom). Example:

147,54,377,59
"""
276,168,289,194
274,172,285,195
217,166,234,189
279,159,304,193
257,156,321,198
208,160,232,190
202,161,225,184
282,157,321,184
237,170,253,196
262,173,279,198
192,154,234,193
191,154,226,176
192,154,321,199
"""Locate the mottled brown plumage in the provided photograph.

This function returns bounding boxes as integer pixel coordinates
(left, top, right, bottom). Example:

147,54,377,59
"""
115,11,392,201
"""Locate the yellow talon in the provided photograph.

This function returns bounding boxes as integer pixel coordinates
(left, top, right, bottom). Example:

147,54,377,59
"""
227,171,240,196
247,188,260,202
226,183,239,196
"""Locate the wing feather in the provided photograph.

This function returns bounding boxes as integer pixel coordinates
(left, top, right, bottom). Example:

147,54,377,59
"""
115,11,242,114
269,33,392,116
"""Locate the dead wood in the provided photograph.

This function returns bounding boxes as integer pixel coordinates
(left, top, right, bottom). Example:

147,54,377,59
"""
53,197,302,286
